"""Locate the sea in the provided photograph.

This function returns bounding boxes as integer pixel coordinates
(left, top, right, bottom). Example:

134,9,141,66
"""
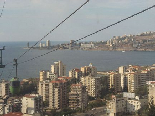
0,41,155,80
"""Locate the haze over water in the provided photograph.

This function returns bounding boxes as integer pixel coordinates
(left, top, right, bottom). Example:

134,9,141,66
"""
0,41,155,80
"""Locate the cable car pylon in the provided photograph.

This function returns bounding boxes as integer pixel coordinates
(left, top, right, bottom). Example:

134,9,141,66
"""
9,59,20,95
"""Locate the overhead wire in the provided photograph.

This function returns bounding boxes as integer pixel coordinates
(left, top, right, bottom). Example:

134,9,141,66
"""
17,0,89,60
18,4,155,65
0,0,6,18
0,0,89,78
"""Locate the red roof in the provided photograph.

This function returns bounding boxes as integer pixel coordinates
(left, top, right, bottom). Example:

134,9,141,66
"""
24,94,36,98
58,77,72,80
4,112,23,116
74,68,81,72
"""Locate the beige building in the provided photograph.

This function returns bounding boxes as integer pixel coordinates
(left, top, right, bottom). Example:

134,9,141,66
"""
49,79,68,109
38,80,50,102
39,70,58,81
51,61,66,77
69,83,88,110
127,70,152,92
22,94,43,115
81,63,97,77
80,76,101,98
69,68,82,80
0,80,10,97
108,65,155,94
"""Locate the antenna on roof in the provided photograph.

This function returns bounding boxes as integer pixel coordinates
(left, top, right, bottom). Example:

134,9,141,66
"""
0,46,5,68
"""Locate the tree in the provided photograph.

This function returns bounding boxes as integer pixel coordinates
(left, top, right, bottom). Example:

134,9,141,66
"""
135,85,148,97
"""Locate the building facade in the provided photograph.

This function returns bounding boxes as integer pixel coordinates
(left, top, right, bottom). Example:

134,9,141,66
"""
49,79,68,109
80,76,101,98
81,63,97,77
51,61,66,77
69,83,88,110
22,94,43,115
69,68,82,80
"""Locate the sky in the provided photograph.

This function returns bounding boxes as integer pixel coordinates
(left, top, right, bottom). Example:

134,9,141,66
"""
0,0,155,42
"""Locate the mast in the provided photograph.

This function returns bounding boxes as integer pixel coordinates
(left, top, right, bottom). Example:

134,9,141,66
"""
13,59,18,78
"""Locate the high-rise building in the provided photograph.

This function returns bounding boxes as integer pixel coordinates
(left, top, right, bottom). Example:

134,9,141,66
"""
69,83,88,110
38,80,50,102
49,79,68,109
46,40,51,48
22,94,43,115
51,61,66,77
109,72,122,93
81,63,97,77
127,70,152,92
39,43,42,48
69,68,82,80
80,76,101,98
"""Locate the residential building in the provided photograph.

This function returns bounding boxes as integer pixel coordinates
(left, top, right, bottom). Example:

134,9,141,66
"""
69,68,82,80
0,80,10,97
46,40,51,48
22,94,43,115
49,79,68,109
106,93,147,116
109,72,121,93
51,61,66,77
69,83,88,110
39,70,57,81
80,76,101,98
38,80,50,102
81,63,97,77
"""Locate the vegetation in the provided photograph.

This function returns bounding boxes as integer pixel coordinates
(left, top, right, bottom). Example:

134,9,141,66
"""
135,85,148,97
19,78,38,95
87,99,106,110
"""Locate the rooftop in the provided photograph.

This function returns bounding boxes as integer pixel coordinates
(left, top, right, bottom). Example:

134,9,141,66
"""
4,112,23,116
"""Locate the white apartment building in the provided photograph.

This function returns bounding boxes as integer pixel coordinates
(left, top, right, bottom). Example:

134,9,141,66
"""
51,61,66,77
22,94,43,115
80,76,101,98
0,80,10,97
69,83,88,110
46,40,51,48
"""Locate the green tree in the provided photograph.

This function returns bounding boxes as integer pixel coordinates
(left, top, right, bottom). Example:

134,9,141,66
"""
135,85,148,97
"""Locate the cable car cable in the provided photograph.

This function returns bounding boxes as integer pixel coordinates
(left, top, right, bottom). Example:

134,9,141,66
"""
18,4,155,65
0,0,6,18
17,0,89,60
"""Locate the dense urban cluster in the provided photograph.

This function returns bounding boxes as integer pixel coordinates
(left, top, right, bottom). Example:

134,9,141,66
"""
1,61,155,116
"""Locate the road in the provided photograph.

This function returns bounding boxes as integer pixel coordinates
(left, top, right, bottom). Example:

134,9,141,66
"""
74,106,106,116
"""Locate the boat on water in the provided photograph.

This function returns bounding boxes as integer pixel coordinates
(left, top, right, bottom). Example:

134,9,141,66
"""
122,51,125,52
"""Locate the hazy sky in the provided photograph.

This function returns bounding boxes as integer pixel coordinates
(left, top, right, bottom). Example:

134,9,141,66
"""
0,0,155,42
